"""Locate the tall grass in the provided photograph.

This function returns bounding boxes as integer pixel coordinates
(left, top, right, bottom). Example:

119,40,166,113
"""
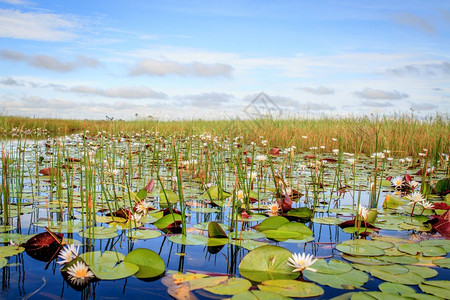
1,113,448,156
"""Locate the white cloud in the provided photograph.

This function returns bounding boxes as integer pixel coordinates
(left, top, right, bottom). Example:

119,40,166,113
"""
297,86,334,95
386,61,450,77
177,92,234,107
0,49,100,72
409,101,437,111
0,9,79,41
129,59,233,77
355,87,409,100
360,100,394,107
66,85,167,99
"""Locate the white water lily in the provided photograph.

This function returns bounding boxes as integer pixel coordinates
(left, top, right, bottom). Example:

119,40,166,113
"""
67,261,95,285
391,176,404,189
287,253,317,274
57,244,80,265
421,200,433,210
268,202,280,215
135,200,153,215
407,191,425,205
358,204,369,220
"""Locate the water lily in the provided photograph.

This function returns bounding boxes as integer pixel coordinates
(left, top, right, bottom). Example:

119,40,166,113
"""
67,261,95,286
357,204,368,220
391,176,404,189
57,244,80,265
268,202,280,215
287,253,317,276
407,191,425,216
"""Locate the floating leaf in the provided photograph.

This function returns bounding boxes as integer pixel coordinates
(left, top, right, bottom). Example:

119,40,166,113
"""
255,216,289,232
168,234,208,246
258,279,324,298
421,246,446,257
312,217,346,225
78,226,118,239
0,245,25,258
123,248,165,278
187,276,228,290
0,257,7,268
342,254,391,265
204,278,251,295
404,265,438,279
336,244,385,256
419,280,450,298
383,194,405,209
154,213,182,230
304,269,368,290
232,290,291,300
81,251,138,280
310,259,353,275
432,257,450,268
238,245,297,282
378,282,415,295
370,268,423,285
208,221,228,238
376,255,419,264
126,230,161,240
398,243,421,255
277,222,313,236
201,186,231,201
286,207,312,219
193,222,229,231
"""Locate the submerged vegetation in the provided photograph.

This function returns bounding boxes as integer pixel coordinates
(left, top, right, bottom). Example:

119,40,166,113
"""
0,114,449,298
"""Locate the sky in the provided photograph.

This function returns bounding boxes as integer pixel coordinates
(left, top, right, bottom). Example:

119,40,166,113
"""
0,0,449,120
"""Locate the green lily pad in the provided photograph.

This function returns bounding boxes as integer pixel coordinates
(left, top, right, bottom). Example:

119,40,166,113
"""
168,234,208,245
204,278,251,295
126,230,161,240
188,276,228,290
404,265,437,279
370,268,424,285
308,259,352,275
0,225,16,233
376,255,419,264
286,207,312,219
336,244,385,256
232,290,291,300
383,194,405,209
193,222,230,231
0,233,35,244
351,291,408,299
208,221,228,238
81,251,138,280
312,217,347,225
304,269,369,290
263,230,306,241
0,246,25,257
421,246,446,257
207,238,229,246
0,257,7,268
419,239,450,248
277,222,313,235
398,243,421,255
238,245,298,282
190,207,220,213
236,230,266,240
378,282,415,295
419,280,450,298
201,186,231,201
258,279,324,298
154,213,182,230
159,189,180,206
78,226,118,239
342,239,394,250
256,216,289,232
432,257,450,268
123,248,165,278
342,254,391,265
230,239,268,250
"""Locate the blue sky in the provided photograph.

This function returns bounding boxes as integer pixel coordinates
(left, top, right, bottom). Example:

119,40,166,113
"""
0,0,449,119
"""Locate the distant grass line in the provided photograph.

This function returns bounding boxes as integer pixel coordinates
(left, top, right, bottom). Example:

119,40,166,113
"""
0,114,448,156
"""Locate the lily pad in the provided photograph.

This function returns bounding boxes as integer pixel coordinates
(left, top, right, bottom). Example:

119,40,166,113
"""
258,279,324,298
81,251,139,280
238,245,298,282
204,278,251,295
370,268,424,285
398,243,422,255
154,213,182,230
336,244,385,256
0,246,25,257
256,216,289,232
168,234,208,246
419,280,450,298
312,217,347,225
232,290,291,299
193,222,230,231
0,257,6,268
310,259,353,274
78,226,118,239
304,269,369,290
432,257,450,268
378,282,415,295
123,248,165,278
421,246,446,257
126,230,162,240
208,221,228,238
